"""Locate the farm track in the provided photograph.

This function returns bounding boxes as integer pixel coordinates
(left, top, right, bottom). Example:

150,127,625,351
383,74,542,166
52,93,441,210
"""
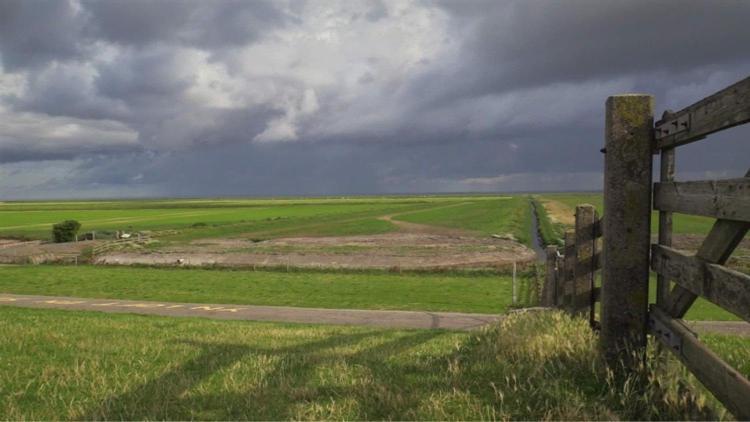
0,293,501,330
2,293,746,335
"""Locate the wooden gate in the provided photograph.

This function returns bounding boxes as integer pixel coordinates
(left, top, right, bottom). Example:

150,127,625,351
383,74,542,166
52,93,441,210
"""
541,75,750,419
648,77,750,418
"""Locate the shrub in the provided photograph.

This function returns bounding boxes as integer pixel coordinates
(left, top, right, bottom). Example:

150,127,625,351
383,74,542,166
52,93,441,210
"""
52,220,81,243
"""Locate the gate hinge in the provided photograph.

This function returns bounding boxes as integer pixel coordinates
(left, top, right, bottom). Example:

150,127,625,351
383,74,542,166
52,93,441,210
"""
648,313,683,354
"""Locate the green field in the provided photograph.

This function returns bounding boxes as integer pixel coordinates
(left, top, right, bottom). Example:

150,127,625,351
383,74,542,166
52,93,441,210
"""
0,265,526,314
0,195,526,243
395,197,530,243
0,307,730,420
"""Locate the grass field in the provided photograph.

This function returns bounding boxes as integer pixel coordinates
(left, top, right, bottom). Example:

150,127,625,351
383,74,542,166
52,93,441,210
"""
0,265,528,314
0,195,527,243
0,307,732,420
395,197,531,243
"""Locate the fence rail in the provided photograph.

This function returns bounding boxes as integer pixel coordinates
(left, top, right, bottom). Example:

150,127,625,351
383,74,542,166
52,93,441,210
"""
541,205,601,328
541,74,750,419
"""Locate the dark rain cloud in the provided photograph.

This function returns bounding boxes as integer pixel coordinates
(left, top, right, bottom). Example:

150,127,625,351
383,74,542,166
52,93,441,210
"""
0,0,749,198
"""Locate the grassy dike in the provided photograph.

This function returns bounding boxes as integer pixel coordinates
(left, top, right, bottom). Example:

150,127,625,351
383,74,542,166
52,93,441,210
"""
1,307,738,420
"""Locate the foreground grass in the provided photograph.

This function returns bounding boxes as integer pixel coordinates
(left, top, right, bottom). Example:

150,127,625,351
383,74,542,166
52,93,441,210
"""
0,265,521,314
0,307,726,420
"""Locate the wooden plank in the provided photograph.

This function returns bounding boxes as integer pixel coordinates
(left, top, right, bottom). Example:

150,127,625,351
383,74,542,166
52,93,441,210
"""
601,94,654,364
667,172,750,317
654,177,750,222
542,246,558,307
562,231,576,310
652,245,750,322
555,254,565,308
654,75,750,149
649,307,750,420
593,217,603,239
656,147,675,308
573,205,596,315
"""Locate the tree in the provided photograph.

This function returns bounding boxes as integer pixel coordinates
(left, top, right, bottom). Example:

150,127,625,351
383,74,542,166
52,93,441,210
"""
52,220,81,243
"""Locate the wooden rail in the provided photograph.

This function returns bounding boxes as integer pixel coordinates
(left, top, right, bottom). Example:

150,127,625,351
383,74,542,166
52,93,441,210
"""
651,77,750,419
654,75,750,150
541,205,602,328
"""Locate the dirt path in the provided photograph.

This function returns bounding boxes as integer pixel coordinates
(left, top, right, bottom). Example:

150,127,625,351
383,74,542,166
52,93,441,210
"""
688,321,750,337
0,293,501,330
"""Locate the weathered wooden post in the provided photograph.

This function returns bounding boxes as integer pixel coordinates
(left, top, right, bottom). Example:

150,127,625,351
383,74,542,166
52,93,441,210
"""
562,230,576,311
542,245,558,306
601,94,654,365
555,252,565,307
573,205,596,315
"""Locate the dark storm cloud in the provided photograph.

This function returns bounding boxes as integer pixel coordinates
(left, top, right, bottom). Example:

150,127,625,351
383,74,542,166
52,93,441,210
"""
83,0,290,49
0,0,86,70
1,0,749,198
428,0,750,99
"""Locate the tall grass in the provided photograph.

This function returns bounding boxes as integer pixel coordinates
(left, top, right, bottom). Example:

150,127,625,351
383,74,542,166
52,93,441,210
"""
0,307,724,420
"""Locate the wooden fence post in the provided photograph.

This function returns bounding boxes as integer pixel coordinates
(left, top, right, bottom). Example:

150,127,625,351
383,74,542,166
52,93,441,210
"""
601,94,654,365
542,245,558,306
555,253,565,307
562,230,576,311
573,205,596,315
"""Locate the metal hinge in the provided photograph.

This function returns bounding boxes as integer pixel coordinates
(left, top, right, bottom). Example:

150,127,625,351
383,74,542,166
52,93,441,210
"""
649,314,683,354
655,113,690,140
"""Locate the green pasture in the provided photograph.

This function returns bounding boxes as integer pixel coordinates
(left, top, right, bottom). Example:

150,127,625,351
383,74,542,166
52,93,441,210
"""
394,197,531,244
0,195,523,242
0,308,733,420
0,265,527,314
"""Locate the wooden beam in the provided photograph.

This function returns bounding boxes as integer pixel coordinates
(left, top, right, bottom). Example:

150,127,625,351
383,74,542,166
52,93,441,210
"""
667,168,750,317
573,205,596,315
601,94,654,365
562,230,576,311
652,245,750,322
654,177,750,222
654,75,750,150
649,307,750,420
656,147,675,309
542,246,559,307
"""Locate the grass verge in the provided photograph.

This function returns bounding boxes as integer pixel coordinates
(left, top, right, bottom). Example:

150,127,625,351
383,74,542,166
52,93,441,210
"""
531,198,564,247
0,265,525,314
0,307,728,420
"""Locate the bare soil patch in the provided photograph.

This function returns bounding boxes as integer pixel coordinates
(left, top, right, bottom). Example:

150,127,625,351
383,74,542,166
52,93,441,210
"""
97,232,535,270
0,240,98,264
95,208,536,271
540,200,575,225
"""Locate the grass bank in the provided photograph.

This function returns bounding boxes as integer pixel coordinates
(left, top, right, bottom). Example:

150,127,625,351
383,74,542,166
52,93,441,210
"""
531,197,564,247
394,197,531,245
0,307,733,420
0,265,527,314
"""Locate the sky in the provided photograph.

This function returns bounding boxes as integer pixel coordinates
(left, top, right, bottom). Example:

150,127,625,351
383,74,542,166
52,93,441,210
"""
0,0,749,199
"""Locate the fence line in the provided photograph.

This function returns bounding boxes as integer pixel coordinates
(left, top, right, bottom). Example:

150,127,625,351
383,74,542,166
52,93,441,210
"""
540,75,750,419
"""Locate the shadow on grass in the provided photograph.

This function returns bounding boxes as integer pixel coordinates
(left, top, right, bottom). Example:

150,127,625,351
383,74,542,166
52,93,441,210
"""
79,329,445,420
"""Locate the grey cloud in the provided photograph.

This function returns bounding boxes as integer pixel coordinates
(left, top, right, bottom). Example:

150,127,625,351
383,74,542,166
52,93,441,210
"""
0,0,86,70
1,0,749,199
83,0,291,49
429,0,750,100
